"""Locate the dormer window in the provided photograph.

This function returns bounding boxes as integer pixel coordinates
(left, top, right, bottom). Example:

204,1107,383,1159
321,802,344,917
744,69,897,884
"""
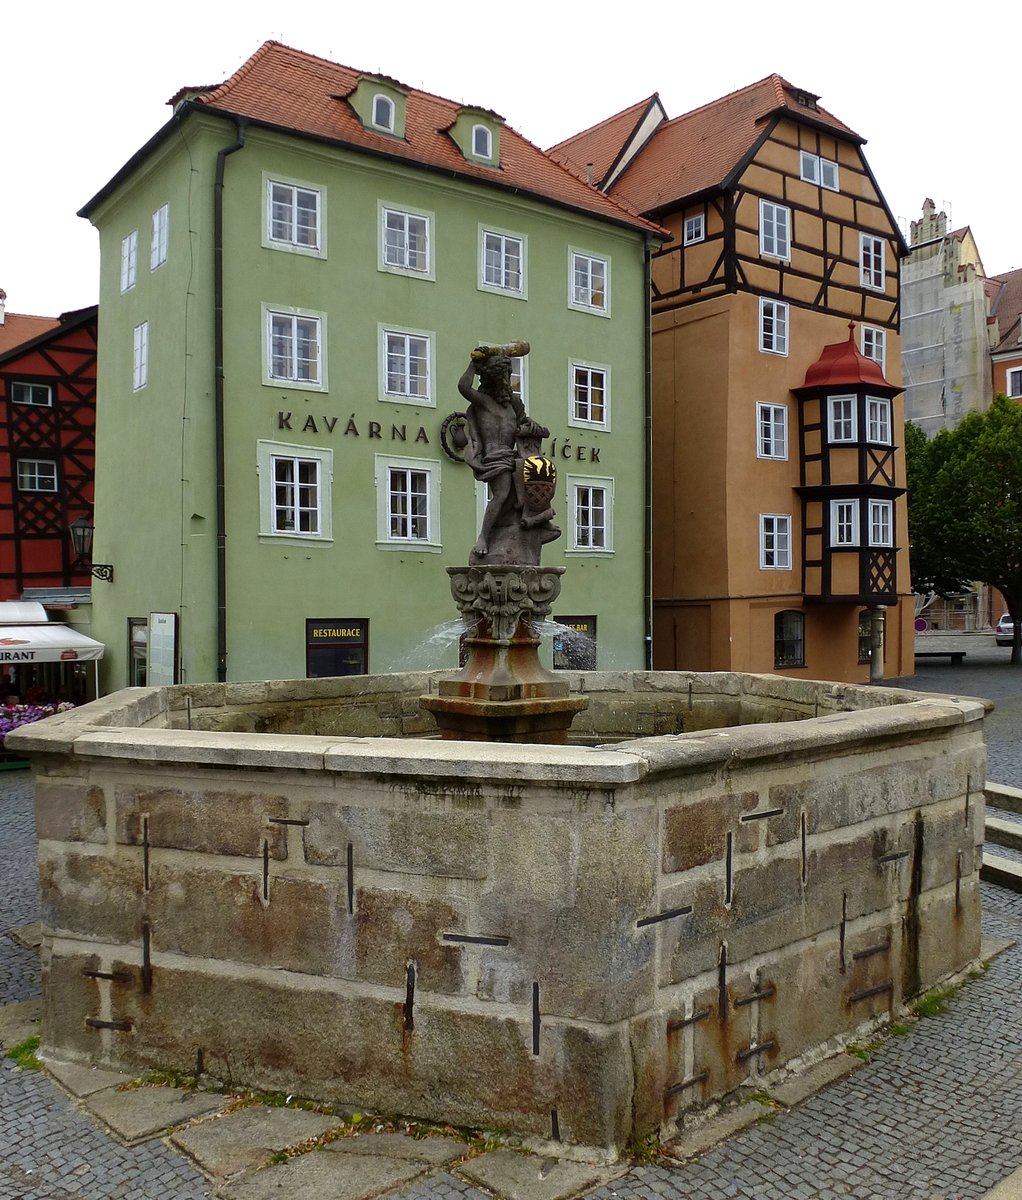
373,94,395,132
472,124,492,159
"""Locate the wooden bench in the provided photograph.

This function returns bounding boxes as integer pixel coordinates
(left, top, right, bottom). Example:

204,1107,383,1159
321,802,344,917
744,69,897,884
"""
914,650,967,666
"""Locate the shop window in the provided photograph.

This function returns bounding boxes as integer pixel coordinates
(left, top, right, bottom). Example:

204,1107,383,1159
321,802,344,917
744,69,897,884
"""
306,619,369,677
774,610,805,667
552,615,597,670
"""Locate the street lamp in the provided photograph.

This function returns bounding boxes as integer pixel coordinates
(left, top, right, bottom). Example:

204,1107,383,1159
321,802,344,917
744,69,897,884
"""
69,516,114,582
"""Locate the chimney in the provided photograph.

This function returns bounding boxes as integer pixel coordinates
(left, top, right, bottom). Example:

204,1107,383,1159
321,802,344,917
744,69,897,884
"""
0,288,6,326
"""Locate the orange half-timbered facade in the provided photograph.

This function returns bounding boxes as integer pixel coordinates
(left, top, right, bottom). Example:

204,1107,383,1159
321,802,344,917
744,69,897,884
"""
0,305,97,598
553,77,913,681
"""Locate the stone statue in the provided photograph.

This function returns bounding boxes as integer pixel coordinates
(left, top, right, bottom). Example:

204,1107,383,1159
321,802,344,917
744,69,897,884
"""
445,343,560,565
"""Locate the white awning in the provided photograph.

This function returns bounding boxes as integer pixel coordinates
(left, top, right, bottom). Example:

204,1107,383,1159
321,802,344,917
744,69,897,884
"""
0,624,105,664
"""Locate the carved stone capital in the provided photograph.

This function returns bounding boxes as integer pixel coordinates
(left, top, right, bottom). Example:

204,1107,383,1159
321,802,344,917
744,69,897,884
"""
448,565,564,644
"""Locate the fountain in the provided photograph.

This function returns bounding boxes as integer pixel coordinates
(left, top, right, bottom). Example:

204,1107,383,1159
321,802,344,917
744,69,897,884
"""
9,342,986,1160
423,343,586,742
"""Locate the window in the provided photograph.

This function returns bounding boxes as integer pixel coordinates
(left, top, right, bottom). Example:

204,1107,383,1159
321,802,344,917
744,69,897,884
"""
266,178,322,254
861,326,886,372
858,610,872,664
868,499,893,547
831,499,859,546
306,618,368,677
380,205,432,278
552,616,597,670
373,94,395,131
128,618,148,687
569,251,609,315
759,201,790,260
16,459,57,492
265,309,324,388
480,229,525,295
1008,368,1022,398
150,203,168,271
757,403,788,459
132,321,149,391
472,124,492,158
866,396,892,444
800,151,839,191
828,395,856,442
860,234,885,290
760,514,791,569
381,327,432,402
257,441,332,541
759,298,788,355
568,475,613,553
10,382,52,407
683,212,705,245
774,611,805,668
120,230,137,292
570,361,609,429
375,455,441,550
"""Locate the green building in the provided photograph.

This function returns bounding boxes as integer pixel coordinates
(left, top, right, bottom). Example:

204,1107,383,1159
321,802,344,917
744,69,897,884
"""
81,42,662,687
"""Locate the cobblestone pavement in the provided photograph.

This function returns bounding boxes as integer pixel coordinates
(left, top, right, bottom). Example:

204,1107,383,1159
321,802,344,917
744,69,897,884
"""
2,650,1022,1199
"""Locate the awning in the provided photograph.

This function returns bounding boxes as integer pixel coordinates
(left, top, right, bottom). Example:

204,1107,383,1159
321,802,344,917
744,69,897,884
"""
0,624,105,664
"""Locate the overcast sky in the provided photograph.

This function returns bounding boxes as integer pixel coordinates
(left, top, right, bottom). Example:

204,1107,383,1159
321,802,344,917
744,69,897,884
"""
3,0,1017,316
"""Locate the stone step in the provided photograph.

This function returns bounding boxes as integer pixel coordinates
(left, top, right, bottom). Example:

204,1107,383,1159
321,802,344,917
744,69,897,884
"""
981,852,1022,893
986,782,1022,816
986,816,1022,853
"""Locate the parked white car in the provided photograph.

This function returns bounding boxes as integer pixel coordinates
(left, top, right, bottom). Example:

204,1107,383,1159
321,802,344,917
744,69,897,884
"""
995,614,1020,646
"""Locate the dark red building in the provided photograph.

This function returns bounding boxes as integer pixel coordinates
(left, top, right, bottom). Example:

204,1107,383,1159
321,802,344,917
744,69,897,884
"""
0,295,97,599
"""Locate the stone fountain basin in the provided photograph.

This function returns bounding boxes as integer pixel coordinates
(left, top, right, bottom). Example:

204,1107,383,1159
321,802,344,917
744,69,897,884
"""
9,671,986,1157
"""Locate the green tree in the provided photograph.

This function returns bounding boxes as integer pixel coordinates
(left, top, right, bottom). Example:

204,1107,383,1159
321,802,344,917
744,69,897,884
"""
906,395,1022,663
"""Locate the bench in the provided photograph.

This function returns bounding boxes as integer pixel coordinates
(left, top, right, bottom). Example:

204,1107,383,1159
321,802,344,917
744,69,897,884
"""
915,650,967,666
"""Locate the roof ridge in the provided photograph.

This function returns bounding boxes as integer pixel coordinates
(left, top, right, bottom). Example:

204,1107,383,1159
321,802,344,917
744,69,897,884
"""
547,94,659,153
202,40,280,106
660,73,780,127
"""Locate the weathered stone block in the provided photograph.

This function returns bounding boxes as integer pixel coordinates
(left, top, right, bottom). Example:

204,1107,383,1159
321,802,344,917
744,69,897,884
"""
115,786,288,859
913,879,981,992
35,781,106,844
38,847,142,944
663,791,760,874
353,887,464,994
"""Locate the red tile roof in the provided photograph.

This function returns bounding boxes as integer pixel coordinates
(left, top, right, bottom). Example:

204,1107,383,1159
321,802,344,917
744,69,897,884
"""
990,267,1022,355
795,324,895,393
0,311,59,357
547,95,661,188
556,74,862,215
184,42,664,238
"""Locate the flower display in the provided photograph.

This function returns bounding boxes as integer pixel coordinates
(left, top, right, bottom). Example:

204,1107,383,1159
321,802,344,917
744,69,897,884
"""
0,702,75,746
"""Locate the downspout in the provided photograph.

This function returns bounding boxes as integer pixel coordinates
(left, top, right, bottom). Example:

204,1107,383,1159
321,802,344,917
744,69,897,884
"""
213,117,247,683
643,235,655,670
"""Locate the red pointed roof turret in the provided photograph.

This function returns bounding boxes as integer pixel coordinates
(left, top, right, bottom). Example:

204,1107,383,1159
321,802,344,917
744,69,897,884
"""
794,321,899,394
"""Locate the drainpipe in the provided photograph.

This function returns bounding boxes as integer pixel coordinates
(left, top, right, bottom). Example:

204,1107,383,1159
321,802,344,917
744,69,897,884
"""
869,605,885,682
213,117,247,683
643,235,655,670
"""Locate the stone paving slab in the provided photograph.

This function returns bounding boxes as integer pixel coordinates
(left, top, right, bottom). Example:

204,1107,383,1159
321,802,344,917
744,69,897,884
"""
663,1099,773,1162
6,920,44,950
325,1132,466,1165
0,996,40,1048
986,1165,1022,1198
85,1083,229,1143
458,1147,609,1200
768,1052,863,1109
220,1148,425,1199
171,1104,343,1177
45,1057,136,1097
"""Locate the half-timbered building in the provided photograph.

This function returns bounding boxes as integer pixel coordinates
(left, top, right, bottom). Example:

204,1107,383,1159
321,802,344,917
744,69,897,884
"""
552,76,913,681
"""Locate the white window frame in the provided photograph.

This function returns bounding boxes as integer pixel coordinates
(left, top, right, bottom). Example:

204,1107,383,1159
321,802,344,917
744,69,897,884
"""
568,249,610,316
759,200,791,260
10,382,53,407
759,297,788,355
132,321,149,392
868,499,893,547
1007,367,1022,398
828,395,857,443
256,440,333,544
373,93,395,132
150,203,168,271
569,359,610,430
759,514,792,570
263,174,325,257
567,475,614,555
263,305,326,391
16,458,58,493
861,325,886,372
830,499,859,546
374,454,442,551
479,226,526,297
866,396,892,445
379,203,434,280
683,212,705,245
120,230,138,293
860,234,885,290
820,158,839,191
379,325,434,405
800,151,839,191
756,402,788,460
472,123,492,158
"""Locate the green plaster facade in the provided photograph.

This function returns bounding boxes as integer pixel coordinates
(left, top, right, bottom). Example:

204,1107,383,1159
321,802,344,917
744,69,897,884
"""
86,103,652,688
